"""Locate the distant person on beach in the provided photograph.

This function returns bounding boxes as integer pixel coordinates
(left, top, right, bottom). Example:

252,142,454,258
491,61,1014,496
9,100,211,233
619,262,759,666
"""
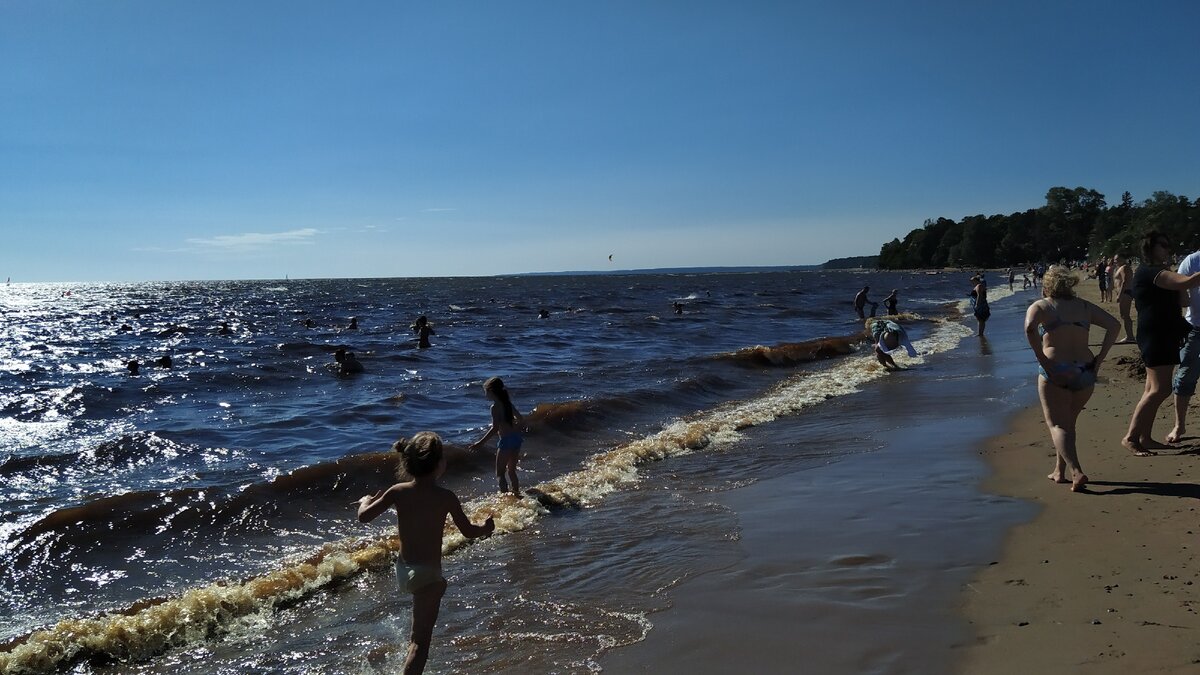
1166,246,1200,444
1007,268,1015,291
867,318,917,370
1096,258,1109,301
853,286,877,319
1122,232,1200,456
411,316,435,349
1024,265,1119,491
468,377,526,495
970,275,990,336
357,432,495,675
883,289,898,316
1112,253,1135,343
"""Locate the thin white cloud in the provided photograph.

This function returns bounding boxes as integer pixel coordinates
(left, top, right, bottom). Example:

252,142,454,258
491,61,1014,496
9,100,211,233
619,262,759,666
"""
186,228,321,251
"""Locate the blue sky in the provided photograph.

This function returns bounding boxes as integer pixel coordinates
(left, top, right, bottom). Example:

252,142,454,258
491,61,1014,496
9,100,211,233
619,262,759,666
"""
2,1,1197,282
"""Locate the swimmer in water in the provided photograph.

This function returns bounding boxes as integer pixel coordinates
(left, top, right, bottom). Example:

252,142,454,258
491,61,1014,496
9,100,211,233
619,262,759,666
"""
334,347,364,375
883,289,898,316
156,355,173,369
217,322,233,336
357,432,495,675
412,316,435,349
126,359,140,376
346,317,359,330
468,377,526,495
673,301,684,315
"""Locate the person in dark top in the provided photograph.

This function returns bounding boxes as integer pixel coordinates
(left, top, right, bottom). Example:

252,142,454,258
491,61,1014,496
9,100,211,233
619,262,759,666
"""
1122,231,1200,456
883,289,898,316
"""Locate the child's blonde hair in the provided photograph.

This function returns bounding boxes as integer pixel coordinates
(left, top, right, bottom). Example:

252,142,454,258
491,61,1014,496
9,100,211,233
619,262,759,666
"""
392,431,443,477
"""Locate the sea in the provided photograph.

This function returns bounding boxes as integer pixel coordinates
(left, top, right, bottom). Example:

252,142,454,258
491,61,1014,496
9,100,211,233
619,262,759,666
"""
0,270,1040,674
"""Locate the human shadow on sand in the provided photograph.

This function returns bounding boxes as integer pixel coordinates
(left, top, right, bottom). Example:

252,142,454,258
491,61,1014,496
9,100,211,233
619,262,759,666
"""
1084,480,1200,499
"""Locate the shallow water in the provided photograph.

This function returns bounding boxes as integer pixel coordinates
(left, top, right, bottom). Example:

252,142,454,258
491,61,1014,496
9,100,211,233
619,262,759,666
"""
0,270,1027,673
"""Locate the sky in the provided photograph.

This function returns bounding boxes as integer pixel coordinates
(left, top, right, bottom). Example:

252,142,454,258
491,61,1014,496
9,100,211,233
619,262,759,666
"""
2,1,1198,282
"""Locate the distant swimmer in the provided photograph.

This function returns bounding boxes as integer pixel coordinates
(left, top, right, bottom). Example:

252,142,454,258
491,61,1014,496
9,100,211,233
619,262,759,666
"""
334,347,364,375
673,301,684,315
303,318,315,328
468,377,526,496
357,432,494,675
538,309,550,319
156,355,173,369
853,286,878,319
217,322,233,336
346,317,359,330
883,289,898,316
126,359,140,376
118,324,133,333
411,315,436,349
867,319,917,370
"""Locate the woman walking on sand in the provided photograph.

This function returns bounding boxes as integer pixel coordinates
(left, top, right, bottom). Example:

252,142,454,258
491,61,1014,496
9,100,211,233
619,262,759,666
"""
1122,232,1200,456
1025,265,1120,491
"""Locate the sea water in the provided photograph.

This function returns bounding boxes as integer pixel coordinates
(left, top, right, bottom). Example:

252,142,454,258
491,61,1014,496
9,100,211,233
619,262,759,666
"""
0,270,1030,673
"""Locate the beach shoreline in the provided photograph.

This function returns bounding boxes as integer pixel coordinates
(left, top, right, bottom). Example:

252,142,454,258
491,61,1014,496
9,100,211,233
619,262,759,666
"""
957,282,1200,673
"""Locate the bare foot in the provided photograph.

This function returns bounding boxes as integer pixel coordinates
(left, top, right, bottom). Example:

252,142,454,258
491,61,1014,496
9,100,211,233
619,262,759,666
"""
1166,426,1186,444
1071,474,1089,492
1047,472,1069,484
1122,438,1156,457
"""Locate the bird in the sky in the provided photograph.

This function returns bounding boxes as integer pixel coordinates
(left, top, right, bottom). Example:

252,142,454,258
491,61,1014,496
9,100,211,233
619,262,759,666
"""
608,254,613,262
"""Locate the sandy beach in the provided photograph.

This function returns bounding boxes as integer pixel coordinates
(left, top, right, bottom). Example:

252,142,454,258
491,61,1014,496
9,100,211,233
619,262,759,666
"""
959,282,1200,673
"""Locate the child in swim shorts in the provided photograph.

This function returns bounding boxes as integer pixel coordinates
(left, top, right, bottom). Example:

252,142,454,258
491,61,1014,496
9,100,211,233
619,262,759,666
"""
357,432,494,674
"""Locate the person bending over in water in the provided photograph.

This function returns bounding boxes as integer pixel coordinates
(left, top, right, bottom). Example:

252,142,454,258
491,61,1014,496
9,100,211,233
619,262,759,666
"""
357,432,495,675
411,315,435,348
867,318,917,370
468,377,526,495
1025,265,1119,491
853,286,877,319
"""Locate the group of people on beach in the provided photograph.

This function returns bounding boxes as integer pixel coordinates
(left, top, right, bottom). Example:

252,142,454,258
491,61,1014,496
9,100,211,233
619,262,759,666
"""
1026,231,1200,492
357,375,527,673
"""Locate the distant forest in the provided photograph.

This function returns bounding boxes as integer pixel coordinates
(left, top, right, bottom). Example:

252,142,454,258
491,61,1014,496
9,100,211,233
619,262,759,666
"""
876,187,1199,269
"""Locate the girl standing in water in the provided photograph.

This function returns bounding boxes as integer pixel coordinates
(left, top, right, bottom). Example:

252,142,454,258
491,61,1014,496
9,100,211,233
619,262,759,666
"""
970,275,990,336
469,377,526,495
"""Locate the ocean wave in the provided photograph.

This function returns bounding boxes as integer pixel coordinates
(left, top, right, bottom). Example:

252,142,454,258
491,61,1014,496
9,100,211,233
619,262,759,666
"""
711,333,865,367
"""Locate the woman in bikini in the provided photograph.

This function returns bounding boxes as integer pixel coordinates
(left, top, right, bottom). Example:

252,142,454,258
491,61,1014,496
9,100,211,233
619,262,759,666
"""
468,377,526,495
1025,265,1120,491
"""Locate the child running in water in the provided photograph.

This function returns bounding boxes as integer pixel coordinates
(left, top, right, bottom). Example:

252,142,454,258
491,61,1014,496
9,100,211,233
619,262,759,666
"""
468,377,526,495
357,432,495,674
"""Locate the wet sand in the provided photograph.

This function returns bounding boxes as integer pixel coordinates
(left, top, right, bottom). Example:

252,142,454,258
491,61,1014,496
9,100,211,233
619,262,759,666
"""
959,283,1200,673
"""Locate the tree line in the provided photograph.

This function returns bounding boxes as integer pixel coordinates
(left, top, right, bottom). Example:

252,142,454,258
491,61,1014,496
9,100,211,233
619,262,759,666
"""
876,187,1200,269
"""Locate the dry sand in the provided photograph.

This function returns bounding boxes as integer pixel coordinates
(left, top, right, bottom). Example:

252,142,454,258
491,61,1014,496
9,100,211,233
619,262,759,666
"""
959,282,1200,673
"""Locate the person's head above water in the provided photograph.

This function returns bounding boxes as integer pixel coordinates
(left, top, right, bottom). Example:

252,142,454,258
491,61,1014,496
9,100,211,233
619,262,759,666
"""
392,431,444,478
1041,265,1079,299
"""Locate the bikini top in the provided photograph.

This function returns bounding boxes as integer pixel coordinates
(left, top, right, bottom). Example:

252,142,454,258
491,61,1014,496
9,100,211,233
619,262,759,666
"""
1037,302,1090,336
